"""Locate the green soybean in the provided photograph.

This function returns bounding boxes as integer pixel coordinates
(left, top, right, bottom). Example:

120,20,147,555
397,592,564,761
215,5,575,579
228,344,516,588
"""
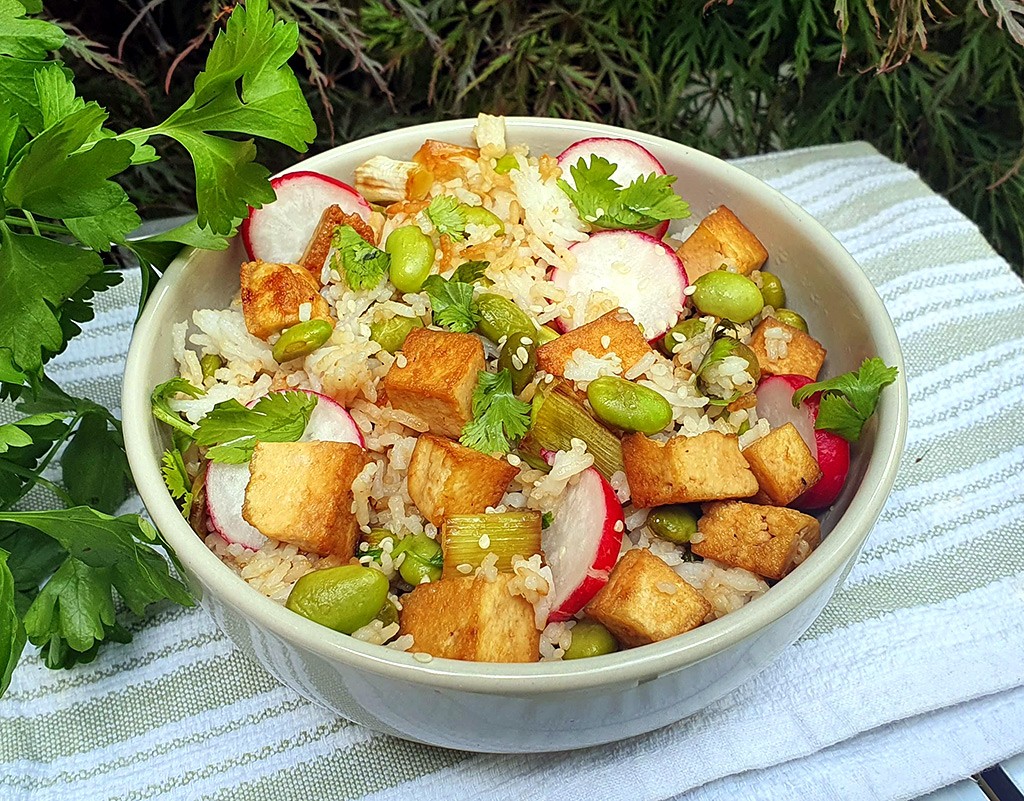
460,204,505,235
376,599,399,628
369,316,423,353
647,505,699,544
494,153,518,174
759,271,786,309
199,353,222,380
476,293,536,343
285,565,389,634
692,270,764,323
697,338,761,386
564,620,619,660
586,375,673,434
272,319,333,363
497,330,538,394
773,308,809,333
385,225,435,293
535,325,560,344
395,533,443,585
660,318,707,356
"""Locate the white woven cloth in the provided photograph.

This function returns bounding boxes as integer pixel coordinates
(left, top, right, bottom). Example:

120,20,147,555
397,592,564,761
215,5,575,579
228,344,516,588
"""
2,142,1023,800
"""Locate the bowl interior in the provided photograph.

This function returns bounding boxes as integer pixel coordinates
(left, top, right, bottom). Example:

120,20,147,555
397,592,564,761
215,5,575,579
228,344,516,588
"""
123,117,907,693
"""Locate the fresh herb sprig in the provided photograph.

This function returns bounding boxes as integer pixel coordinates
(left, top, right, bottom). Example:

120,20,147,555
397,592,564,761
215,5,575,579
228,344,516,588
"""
193,392,317,463
426,195,468,240
793,357,899,442
460,369,532,454
422,274,480,333
331,224,390,290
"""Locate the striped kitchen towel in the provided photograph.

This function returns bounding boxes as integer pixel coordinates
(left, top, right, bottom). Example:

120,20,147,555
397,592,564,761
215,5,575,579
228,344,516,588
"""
2,142,1022,801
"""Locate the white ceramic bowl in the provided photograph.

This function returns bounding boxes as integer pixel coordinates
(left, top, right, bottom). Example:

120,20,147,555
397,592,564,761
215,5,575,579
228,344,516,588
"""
122,117,908,753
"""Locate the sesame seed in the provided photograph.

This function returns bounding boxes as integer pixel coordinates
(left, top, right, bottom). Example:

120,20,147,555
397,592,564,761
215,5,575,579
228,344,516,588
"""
516,346,529,364
478,534,491,549
413,652,433,663
507,453,522,466
395,353,408,368
511,355,524,370
683,285,697,296
601,335,611,349
613,520,624,532
656,581,678,594
521,337,534,346
456,563,473,574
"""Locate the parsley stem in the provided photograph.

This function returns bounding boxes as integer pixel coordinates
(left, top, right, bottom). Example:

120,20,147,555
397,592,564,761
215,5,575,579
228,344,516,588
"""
0,462,77,508
2,215,71,237
1,411,85,512
22,211,40,236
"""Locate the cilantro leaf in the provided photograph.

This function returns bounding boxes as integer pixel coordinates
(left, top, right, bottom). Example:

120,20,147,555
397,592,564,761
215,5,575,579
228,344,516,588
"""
0,0,65,59
541,511,554,529
331,224,390,290
792,357,898,442
61,413,129,514
151,377,203,438
460,369,531,454
451,259,490,284
426,195,467,239
160,448,193,516
194,390,316,463
557,155,691,230
0,548,26,695
422,274,479,333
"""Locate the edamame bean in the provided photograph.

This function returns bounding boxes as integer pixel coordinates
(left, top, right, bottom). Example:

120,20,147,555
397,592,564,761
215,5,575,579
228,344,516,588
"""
692,271,764,323
395,533,443,585
476,293,536,343
200,353,222,380
460,204,505,235
759,271,786,309
535,325,560,344
272,319,333,363
369,316,423,353
497,330,538,394
494,153,518,174
586,375,673,434
772,308,809,333
563,620,618,660
376,599,399,627
647,505,699,544
385,225,435,293
285,565,389,634
660,318,707,356
696,338,761,397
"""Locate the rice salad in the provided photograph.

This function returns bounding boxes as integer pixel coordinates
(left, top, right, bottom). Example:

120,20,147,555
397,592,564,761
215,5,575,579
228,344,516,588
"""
153,114,896,663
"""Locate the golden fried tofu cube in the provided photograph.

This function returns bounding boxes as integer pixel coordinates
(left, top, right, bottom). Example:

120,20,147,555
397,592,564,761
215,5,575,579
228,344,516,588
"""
242,441,368,559
674,205,768,282
381,328,485,438
536,309,655,378
586,549,710,646
749,319,827,380
692,501,821,580
298,204,376,278
399,573,539,662
743,423,822,506
622,430,759,508
240,260,332,340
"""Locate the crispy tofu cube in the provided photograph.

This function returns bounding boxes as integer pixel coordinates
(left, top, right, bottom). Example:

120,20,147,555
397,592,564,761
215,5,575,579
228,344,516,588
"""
536,309,655,378
298,204,376,278
622,430,759,508
240,260,332,340
586,549,710,646
407,434,519,526
749,319,827,380
743,423,822,506
692,501,821,580
242,441,368,558
399,573,539,662
674,205,769,282
381,328,485,438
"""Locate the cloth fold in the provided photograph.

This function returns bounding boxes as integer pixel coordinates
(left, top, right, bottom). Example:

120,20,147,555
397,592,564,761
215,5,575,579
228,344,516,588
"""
2,142,1022,801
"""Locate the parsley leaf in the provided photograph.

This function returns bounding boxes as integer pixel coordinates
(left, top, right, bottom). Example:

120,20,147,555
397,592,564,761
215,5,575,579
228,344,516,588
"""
557,155,690,230
426,195,467,240
792,357,898,442
0,411,68,454
460,369,532,454
0,0,65,59
331,224,390,290
0,548,26,695
150,377,203,438
160,448,193,516
451,259,490,284
61,413,129,514
422,274,479,333
194,390,316,463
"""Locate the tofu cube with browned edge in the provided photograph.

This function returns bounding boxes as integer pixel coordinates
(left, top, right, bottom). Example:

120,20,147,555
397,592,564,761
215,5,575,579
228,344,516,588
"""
692,501,821,580
399,573,539,662
242,440,368,559
240,260,332,340
743,423,822,506
587,549,711,646
536,309,655,378
749,319,827,381
622,430,759,508
674,205,769,282
407,433,519,526
381,328,485,438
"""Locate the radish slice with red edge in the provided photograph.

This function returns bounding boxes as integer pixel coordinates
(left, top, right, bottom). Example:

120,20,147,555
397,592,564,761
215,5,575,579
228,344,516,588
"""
205,390,364,549
240,171,371,264
754,374,851,510
542,465,625,622
553,230,688,341
557,137,671,238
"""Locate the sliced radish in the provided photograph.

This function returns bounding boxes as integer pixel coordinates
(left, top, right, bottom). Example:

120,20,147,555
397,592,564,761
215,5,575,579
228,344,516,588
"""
557,137,671,239
553,230,688,340
543,466,625,621
754,374,851,510
240,171,371,264
205,389,364,549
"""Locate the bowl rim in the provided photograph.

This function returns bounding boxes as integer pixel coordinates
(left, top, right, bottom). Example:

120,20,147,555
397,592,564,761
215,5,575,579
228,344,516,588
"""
122,116,909,695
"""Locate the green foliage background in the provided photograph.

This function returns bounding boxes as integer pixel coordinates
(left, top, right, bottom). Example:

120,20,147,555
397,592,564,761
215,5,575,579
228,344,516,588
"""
49,0,1024,273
